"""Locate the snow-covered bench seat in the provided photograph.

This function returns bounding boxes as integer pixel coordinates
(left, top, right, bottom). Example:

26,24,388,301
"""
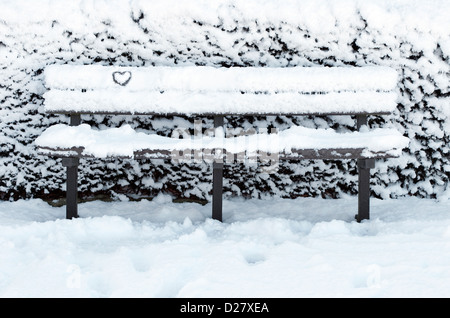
36,65,408,222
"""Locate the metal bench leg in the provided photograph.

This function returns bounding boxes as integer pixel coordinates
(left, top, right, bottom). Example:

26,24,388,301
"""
62,157,79,219
62,113,81,220
356,114,371,222
212,161,223,221
212,115,224,222
356,159,375,222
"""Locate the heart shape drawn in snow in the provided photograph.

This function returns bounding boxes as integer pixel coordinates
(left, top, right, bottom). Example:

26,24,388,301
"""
112,71,132,86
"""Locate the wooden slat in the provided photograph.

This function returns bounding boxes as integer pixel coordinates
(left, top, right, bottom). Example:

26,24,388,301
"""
45,110,392,117
280,148,395,160
38,146,399,160
37,146,132,159
43,89,397,116
45,65,399,92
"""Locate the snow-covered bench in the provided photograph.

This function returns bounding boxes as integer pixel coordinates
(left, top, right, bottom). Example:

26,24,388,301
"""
36,65,408,222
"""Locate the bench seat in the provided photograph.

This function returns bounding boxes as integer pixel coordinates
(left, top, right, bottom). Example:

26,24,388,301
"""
36,123,408,160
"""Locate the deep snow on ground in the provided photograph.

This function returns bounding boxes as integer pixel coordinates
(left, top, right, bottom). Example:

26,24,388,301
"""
0,195,449,298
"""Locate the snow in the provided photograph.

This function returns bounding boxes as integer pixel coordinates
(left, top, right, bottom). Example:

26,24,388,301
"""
35,124,409,158
45,65,398,92
0,0,449,297
44,90,398,116
43,65,398,115
1,196,450,297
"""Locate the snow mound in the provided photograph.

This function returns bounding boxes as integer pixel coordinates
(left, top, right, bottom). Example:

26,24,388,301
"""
35,124,409,158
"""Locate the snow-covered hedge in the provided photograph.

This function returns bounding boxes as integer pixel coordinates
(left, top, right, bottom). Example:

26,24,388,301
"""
0,0,449,202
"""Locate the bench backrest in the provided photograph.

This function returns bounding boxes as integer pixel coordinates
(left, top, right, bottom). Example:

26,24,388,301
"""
43,65,398,116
